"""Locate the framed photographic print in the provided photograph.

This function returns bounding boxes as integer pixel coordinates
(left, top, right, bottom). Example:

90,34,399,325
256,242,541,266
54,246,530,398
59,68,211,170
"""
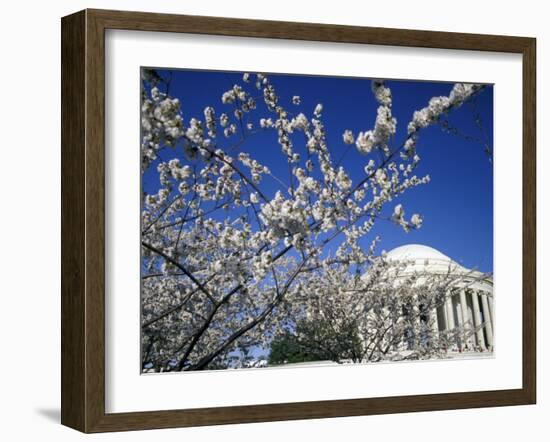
61,9,536,433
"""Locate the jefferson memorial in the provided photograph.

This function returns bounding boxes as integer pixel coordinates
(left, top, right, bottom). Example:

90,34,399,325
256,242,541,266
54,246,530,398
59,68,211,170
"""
386,244,494,353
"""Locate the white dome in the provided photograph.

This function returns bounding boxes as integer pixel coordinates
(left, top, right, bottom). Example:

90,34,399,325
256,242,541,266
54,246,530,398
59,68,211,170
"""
385,244,467,275
386,244,452,263
382,244,492,300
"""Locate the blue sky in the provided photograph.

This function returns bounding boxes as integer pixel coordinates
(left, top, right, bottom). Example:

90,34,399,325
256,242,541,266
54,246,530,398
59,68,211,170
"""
143,69,493,273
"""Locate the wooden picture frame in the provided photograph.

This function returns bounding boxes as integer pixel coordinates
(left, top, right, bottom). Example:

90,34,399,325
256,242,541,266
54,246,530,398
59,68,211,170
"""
61,8,536,433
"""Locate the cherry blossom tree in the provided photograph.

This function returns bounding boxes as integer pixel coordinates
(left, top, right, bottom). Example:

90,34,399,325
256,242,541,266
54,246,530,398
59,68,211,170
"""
140,69,487,371
270,257,490,365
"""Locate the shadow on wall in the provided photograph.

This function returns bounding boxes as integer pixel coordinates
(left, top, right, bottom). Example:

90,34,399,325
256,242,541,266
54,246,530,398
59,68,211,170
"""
35,408,60,423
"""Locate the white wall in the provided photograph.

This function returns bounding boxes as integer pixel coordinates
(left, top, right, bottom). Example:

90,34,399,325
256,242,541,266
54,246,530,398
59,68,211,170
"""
0,0,546,440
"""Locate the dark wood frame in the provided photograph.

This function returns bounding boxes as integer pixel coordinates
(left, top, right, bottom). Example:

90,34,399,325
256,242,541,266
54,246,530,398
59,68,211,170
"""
61,8,536,433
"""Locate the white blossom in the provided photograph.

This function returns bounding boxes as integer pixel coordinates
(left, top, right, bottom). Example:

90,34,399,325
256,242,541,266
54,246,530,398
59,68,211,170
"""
356,131,374,154
220,113,229,127
407,83,482,134
336,167,352,191
224,124,237,138
260,118,273,128
342,129,355,145
411,213,423,228
371,80,392,106
314,103,323,117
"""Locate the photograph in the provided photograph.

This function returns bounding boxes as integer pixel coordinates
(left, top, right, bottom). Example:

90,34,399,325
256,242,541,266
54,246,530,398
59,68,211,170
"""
0,0,543,438
140,68,494,373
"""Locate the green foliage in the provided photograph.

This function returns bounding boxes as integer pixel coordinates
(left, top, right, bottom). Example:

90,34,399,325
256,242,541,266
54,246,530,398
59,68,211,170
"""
268,330,323,365
268,318,364,365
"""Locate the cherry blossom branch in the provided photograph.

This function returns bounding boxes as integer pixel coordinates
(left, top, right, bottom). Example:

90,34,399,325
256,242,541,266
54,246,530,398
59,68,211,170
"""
141,241,216,305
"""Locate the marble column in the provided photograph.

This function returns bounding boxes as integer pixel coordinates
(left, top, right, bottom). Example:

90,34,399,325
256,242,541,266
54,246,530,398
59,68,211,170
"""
454,297,464,350
412,305,421,349
471,290,486,350
480,292,494,349
430,307,439,339
459,289,473,349
445,291,456,350
488,295,494,328
445,293,456,330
